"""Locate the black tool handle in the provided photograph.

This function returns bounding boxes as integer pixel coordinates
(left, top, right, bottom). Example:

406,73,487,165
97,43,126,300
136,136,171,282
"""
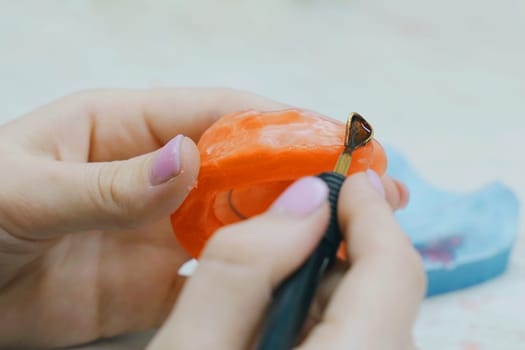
257,172,346,350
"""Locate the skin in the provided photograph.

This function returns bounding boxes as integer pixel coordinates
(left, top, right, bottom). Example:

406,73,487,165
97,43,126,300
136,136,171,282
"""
150,173,425,350
0,88,418,349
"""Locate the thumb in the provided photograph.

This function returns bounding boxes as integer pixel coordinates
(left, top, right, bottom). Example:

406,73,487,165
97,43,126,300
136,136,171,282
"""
6,135,200,238
85,134,201,229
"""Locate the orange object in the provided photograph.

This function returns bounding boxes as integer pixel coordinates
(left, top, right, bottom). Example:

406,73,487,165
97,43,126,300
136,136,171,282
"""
170,109,387,258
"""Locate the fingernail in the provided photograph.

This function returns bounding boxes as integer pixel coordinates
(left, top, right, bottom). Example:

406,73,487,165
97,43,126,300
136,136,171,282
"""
150,135,184,186
366,169,386,198
395,180,410,208
270,177,329,217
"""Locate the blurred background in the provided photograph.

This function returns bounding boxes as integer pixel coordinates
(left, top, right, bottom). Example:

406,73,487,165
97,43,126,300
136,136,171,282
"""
1,1,524,349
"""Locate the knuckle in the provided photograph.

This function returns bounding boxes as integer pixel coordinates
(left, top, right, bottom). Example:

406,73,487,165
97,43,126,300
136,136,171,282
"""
63,89,121,115
213,87,243,99
88,164,138,228
199,228,271,295
365,231,427,297
60,89,103,107
203,226,252,266
201,224,270,280
211,87,261,109
205,218,280,266
404,247,427,296
58,89,108,119
391,240,427,296
66,88,108,101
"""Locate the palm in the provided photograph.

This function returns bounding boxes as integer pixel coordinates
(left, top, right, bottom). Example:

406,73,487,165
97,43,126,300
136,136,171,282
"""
15,220,189,346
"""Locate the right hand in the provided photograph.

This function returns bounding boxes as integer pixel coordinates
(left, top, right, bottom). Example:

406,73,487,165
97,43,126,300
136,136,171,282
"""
148,171,426,350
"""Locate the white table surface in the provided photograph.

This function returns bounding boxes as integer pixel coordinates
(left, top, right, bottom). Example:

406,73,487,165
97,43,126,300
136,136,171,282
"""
1,1,524,349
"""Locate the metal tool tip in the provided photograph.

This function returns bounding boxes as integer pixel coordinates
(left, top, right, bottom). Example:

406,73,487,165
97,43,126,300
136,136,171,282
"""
346,112,374,151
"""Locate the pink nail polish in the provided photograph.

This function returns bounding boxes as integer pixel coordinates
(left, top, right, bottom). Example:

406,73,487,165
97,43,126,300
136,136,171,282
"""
150,135,184,186
271,177,329,217
366,169,385,198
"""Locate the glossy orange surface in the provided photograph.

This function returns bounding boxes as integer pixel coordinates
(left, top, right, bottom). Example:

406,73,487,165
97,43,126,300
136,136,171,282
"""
170,109,387,258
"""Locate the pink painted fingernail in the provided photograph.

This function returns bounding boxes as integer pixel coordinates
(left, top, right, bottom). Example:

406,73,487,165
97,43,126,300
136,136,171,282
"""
270,177,329,217
366,169,385,198
150,135,185,186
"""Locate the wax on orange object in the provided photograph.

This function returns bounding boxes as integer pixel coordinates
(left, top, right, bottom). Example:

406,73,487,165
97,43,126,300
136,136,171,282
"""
170,109,387,258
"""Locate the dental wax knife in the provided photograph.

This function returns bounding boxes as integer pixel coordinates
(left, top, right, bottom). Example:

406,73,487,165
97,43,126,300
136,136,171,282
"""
257,113,374,350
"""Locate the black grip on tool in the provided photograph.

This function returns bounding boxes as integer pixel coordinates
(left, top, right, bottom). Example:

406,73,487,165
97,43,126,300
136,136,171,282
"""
257,172,346,350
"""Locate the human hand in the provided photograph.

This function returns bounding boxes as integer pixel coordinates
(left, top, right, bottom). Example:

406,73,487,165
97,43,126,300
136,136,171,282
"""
0,88,288,348
148,172,424,350
0,88,409,348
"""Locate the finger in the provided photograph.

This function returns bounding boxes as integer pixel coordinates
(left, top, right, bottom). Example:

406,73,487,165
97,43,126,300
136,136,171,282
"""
394,178,410,208
382,175,410,210
301,175,411,339
147,177,330,350
301,171,426,350
304,176,412,328
6,87,288,162
298,259,348,342
3,135,200,238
